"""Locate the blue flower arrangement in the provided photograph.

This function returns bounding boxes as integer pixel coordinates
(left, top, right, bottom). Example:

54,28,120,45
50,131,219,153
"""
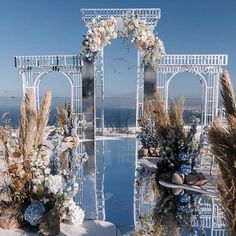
176,203,189,213
24,201,45,226
180,164,192,175
177,152,189,162
179,193,191,203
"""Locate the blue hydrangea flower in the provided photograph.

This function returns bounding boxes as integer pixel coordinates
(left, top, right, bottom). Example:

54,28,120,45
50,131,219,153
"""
180,164,192,175
177,152,189,162
24,201,45,226
179,194,191,203
176,203,188,213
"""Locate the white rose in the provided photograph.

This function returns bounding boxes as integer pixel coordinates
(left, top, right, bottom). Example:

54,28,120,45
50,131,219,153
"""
44,168,51,175
133,19,140,28
66,200,85,225
46,175,63,194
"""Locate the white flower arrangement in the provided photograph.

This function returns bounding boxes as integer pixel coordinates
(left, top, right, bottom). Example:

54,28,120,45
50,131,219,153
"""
61,199,85,225
81,15,165,69
81,16,117,61
46,174,63,195
30,145,51,189
0,91,86,234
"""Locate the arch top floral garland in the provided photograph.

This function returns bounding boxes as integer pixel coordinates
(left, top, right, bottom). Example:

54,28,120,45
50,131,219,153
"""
80,15,165,69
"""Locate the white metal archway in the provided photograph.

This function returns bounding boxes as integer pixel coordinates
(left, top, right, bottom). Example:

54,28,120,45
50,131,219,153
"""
157,54,228,125
15,10,228,132
80,8,162,133
14,55,84,135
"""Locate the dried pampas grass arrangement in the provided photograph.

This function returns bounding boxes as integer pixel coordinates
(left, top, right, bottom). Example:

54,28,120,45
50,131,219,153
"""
0,90,52,229
208,72,236,234
57,107,67,129
35,91,52,146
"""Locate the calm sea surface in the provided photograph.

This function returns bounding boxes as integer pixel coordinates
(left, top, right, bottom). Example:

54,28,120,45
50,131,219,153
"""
0,97,201,128
0,97,136,128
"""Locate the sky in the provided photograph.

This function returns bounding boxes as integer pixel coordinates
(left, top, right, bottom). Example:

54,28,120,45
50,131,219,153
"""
0,0,235,98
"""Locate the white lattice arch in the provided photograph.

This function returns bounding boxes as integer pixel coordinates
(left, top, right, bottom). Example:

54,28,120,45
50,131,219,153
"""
14,55,83,134
14,15,228,131
157,54,228,125
166,70,207,89
166,70,207,125
34,72,74,109
80,8,163,131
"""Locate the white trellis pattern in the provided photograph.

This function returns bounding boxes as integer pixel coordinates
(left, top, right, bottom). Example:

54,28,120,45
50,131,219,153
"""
81,8,162,133
157,54,228,126
14,55,84,135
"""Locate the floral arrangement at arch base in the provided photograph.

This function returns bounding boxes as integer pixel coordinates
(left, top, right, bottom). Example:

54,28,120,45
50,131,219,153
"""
138,94,207,188
81,14,165,69
0,91,84,235
57,103,79,144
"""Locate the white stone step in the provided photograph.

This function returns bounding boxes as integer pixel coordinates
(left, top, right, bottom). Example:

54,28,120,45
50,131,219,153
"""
0,221,121,236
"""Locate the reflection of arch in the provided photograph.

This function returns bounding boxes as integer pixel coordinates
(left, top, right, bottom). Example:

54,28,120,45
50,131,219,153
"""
34,71,74,109
191,196,227,235
165,70,207,125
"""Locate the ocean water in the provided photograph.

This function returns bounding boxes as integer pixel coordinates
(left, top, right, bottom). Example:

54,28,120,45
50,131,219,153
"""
0,97,137,128
0,97,201,128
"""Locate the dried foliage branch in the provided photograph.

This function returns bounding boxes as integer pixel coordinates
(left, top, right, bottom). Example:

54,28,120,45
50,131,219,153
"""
145,93,169,132
221,71,236,119
0,127,11,164
208,72,236,234
169,97,184,130
56,107,67,129
19,91,37,159
35,91,52,146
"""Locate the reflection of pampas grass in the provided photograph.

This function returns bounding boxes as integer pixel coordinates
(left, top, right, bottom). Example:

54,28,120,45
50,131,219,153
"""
152,217,179,236
143,93,185,155
208,72,236,233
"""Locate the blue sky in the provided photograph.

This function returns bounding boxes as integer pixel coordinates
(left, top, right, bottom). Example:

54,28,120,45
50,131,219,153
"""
0,0,235,98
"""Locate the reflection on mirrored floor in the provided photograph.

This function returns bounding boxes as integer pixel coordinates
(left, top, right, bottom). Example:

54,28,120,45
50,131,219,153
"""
135,167,228,236
70,137,228,235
